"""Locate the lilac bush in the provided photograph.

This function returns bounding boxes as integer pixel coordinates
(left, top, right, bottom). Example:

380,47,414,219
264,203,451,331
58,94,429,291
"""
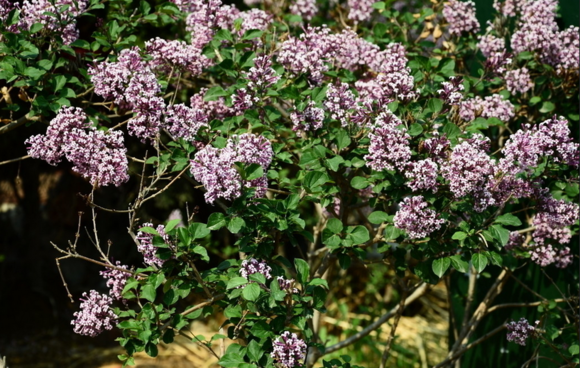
2,0,578,366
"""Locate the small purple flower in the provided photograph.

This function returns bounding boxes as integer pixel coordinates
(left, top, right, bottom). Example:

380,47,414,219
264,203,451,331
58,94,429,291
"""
364,109,411,172
71,290,117,337
100,261,131,301
442,0,480,35
505,232,524,251
164,104,208,142
405,159,439,192
277,276,299,294
505,68,533,94
438,77,464,105
289,0,318,21
506,318,538,346
136,223,169,267
323,83,356,127
347,0,375,23
393,196,445,239
271,331,307,368
240,258,272,279
145,37,212,75
291,101,325,131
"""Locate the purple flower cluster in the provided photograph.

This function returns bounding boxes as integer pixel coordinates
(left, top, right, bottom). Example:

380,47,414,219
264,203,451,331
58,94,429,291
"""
442,0,480,35
477,34,505,58
532,194,579,246
164,104,209,141
405,159,439,192
145,37,212,75
182,0,271,48
89,48,164,142
71,290,117,337
364,109,411,172
136,223,169,267
240,258,272,279
422,136,450,163
492,0,523,17
290,101,325,131
271,331,307,368
529,244,573,268
100,261,131,301
505,67,533,94
19,0,88,44
25,106,129,187
324,83,356,127
347,0,375,23
241,55,280,105
442,135,496,212
393,196,445,239
510,0,579,73
190,133,273,204
277,277,299,294
459,94,514,122
505,231,524,251
277,25,337,84
289,0,318,21
506,318,537,346
438,77,464,105
190,88,235,121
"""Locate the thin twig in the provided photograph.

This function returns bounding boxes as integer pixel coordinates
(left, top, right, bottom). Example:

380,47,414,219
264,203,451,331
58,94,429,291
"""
486,299,566,314
0,114,41,134
0,155,30,166
379,279,408,368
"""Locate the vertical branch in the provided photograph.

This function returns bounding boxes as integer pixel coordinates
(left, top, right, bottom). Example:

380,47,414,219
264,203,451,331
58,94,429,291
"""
379,278,408,368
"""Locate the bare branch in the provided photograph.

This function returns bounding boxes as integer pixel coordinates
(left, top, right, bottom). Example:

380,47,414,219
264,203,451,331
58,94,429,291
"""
0,155,30,166
0,114,41,135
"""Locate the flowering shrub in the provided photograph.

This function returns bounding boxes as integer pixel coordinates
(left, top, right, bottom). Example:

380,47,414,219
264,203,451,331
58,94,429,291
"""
1,0,578,367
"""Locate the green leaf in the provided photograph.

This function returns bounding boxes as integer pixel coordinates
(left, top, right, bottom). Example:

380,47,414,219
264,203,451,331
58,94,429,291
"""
407,123,423,136
145,343,158,357
450,255,469,273
494,214,522,227
452,231,468,241
294,258,310,285
241,30,263,41
207,212,226,230
139,226,159,235
70,39,91,49
490,224,510,246
227,217,245,233
304,171,328,191
350,176,369,190
442,123,461,139
432,257,451,277
428,98,443,114
308,278,329,289
193,245,209,262
214,29,233,43
245,163,264,180
189,223,210,239
372,2,385,10
219,352,246,367
439,59,455,77
338,253,351,269
326,218,343,234
384,225,401,240
368,211,389,224
227,277,248,289
335,130,351,151
348,225,370,245
29,22,43,33
326,156,344,172
6,9,20,26
569,344,579,356
472,253,487,273
242,282,261,301
23,67,45,79
141,284,156,302
165,218,182,233
204,86,228,101
247,339,263,362
539,101,555,113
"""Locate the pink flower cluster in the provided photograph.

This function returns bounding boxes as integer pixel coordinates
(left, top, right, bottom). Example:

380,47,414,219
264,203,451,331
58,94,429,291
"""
136,223,169,268
506,318,537,346
510,0,579,73
89,48,164,142
405,159,439,192
324,83,356,127
459,94,514,122
25,106,129,187
190,88,235,121
438,77,464,105
164,104,209,142
271,331,307,368
100,261,131,301
347,0,375,23
181,0,272,48
289,0,318,21
19,0,88,44
145,37,212,76
442,0,480,35
441,135,496,212
236,54,280,109
393,196,445,239
290,101,325,131
240,258,272,279
71,290,117,337
364,109,411,172
190,133,273,204
504,67,533,94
